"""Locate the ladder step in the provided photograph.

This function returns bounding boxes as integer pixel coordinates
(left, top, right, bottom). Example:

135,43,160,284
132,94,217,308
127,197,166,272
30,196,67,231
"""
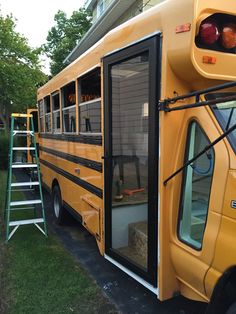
13,130,33,134
11,182,39,187
10,200,42,206
13,147,35,150
8,206,36,211
9,218,44,227
12,163,37,168
11,113,32,118
12,189,36,193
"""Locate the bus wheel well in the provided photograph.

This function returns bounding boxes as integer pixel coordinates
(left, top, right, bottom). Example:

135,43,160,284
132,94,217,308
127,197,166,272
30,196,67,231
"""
206,266,236,314
52,179,59,191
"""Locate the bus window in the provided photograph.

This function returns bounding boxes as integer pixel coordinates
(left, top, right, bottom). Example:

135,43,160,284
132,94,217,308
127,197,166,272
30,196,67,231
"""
44,95,51,133
207,93,236,153
178,121,214,249
62,82,76,133
38,99,44,132
79,68,101,134
52,91,61,133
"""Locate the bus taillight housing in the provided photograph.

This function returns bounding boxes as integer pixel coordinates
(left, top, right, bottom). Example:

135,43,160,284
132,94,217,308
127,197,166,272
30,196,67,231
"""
199,19,220,45
221,23,236,49
196,13,236,54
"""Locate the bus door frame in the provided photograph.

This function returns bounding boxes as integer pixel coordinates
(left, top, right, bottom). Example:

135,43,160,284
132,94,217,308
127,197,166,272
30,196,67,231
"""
103,33,162,287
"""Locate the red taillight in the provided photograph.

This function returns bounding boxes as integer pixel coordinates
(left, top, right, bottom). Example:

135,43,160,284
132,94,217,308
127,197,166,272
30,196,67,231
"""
221,23,236,49
199,19,220,45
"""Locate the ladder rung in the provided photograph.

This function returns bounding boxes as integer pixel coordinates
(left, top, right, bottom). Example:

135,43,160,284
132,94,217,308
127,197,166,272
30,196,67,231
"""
13,147,35,150
12,163,37,168
13,130,33,134
7,206,35,211
9,218,44,226
11,182,39,187
10,200,42,206
11,113,32,118
12,189,36,192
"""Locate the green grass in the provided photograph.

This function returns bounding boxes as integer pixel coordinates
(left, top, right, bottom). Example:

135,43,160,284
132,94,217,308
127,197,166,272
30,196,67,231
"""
0,171,117,314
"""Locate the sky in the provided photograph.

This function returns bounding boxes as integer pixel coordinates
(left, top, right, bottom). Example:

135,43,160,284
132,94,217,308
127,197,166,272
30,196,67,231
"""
0,0,86,73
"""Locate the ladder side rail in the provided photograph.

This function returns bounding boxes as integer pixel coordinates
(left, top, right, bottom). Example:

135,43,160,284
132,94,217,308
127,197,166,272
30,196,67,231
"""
30,116,47,236
5,116,15,240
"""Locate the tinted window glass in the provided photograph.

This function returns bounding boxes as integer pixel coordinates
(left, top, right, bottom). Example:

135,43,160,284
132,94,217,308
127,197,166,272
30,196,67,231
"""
207,93,236,153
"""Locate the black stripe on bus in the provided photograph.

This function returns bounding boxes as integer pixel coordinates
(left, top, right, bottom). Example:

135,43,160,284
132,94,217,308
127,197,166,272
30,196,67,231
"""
40,159,103,199
40,133,102,146
39,146,102,173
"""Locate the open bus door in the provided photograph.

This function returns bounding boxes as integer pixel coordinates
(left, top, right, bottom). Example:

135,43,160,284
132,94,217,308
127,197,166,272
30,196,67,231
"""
103,34,161,289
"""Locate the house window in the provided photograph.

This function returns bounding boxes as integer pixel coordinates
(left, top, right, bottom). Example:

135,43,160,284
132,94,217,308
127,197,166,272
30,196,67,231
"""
62,82,76,133
97,0,104,18
78,67,101,134
52,91,61,133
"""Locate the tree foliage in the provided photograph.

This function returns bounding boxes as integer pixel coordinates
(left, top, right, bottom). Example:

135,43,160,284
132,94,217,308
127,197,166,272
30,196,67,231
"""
0,14,47,132
43,8,92,76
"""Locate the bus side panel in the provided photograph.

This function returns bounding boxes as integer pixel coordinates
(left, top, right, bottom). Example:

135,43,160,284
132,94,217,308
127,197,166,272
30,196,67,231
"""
39,138,104,254
205,171,236,298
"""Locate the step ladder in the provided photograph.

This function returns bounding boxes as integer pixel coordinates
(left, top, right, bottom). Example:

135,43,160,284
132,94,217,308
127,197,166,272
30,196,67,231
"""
5,113,47,241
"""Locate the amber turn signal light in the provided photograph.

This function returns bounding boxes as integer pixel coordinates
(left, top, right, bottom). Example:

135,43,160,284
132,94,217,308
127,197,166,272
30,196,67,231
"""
202,56,217,64
221,23,236,49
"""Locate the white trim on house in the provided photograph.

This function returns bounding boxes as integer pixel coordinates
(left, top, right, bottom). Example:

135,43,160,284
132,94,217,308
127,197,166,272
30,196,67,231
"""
64,0,137,64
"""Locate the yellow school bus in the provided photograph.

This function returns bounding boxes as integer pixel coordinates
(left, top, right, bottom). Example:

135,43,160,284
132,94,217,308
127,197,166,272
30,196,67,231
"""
37,0,236,312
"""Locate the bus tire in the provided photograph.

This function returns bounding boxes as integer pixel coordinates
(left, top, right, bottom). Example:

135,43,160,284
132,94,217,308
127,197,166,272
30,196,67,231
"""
52,185,65,225
227,303,236,314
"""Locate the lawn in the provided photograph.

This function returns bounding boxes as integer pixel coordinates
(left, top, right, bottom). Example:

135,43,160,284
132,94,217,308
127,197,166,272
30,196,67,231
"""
0,170,117,314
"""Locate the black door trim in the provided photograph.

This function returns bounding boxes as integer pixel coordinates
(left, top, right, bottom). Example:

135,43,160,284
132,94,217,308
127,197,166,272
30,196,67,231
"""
103,34,161,286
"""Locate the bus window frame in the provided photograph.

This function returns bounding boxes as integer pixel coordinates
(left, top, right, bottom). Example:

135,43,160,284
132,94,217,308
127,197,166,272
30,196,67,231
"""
177,119,215,251
38,99,45,133
206,92,236,154
51,90,61,134
44,95,52,133
61,81,77,134
78,66,102,136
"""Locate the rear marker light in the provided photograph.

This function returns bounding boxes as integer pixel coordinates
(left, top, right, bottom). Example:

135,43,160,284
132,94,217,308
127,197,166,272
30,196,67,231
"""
221,23,236,49
176,23,191,34
202,56,217,64
199,19,220,45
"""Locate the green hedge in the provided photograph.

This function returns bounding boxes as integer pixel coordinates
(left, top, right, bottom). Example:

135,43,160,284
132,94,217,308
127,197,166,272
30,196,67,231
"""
0,132,9,170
